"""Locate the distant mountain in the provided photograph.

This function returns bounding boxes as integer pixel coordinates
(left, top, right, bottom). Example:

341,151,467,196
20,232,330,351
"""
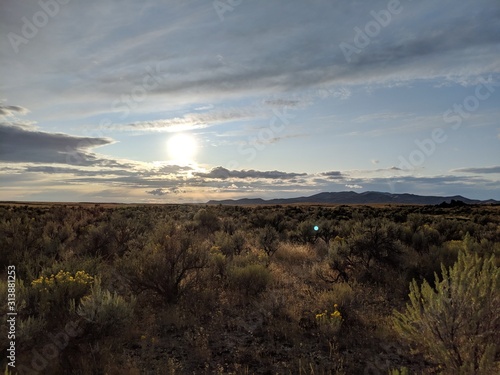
207,191,499,205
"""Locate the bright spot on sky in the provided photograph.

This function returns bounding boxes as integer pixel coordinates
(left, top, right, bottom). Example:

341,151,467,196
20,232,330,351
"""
314,225,319,231
167,133,197,164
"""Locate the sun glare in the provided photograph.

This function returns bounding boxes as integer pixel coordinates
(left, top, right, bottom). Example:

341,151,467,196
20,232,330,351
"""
167,133,198,164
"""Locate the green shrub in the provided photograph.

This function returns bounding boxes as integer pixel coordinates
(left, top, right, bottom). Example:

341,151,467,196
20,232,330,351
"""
292,221,317,244
72,277,135,337
258,225,280,258
318,282,355,311
314,219,340,246
17,316,47,349
80,223,114,258
327,219,404,283
228,264,272,296
194,208,220,234
393,249,500,374
118,224,209,304
213,230,246,257
388,368,409,375
209,246,228,280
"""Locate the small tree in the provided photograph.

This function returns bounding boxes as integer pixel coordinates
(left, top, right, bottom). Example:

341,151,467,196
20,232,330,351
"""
314,219,339,246
193,208,220,234
119,224,209,304
293,221,317,244
393,249,500,374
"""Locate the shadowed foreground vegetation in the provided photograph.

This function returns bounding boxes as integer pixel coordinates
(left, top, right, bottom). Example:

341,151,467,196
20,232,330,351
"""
1,203,499,374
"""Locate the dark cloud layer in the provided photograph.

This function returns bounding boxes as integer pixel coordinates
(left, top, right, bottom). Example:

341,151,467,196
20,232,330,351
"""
146,187,184,196
453,166,500,174
322,171,344,180
0,123,115,166
194,167,307,180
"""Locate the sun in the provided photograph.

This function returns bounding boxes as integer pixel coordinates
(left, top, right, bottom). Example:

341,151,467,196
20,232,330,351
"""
167,133,198,164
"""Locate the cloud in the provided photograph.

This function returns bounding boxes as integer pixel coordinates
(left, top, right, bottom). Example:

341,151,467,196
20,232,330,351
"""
345,184,363,189
0,123,116,166
263,99,307,108
195,166,307,180
354,113,408,124
0,104,29,117
146,188,168,196
321,171,344,180
153,164,193,174
255,133,308,145
111,107,263,132
195,105,214,111
452,166,500,174
24,166,134,176
4,0,498,118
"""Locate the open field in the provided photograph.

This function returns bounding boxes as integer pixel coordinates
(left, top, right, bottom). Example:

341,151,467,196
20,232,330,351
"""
1,203,499,374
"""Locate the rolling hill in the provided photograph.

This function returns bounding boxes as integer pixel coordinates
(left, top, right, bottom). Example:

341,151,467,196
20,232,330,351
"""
207,191,499,205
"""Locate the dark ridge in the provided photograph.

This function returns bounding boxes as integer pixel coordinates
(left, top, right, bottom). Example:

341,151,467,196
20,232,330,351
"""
207,191,498,205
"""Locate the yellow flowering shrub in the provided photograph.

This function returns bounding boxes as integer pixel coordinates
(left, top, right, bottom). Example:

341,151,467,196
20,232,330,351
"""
31,270,94,317
315,304,342,334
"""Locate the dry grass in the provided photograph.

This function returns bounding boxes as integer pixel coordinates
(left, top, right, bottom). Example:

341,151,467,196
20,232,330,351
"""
277,242,317,261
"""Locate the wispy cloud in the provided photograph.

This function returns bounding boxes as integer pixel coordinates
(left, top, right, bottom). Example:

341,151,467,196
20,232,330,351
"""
452,166,500,174
0,104,29,117
110,107,264,133
254,133,308,145
262,98,309,108
353,112,412,124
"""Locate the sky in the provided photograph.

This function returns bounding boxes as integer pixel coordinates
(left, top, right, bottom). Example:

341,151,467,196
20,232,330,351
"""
0,0,499,203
